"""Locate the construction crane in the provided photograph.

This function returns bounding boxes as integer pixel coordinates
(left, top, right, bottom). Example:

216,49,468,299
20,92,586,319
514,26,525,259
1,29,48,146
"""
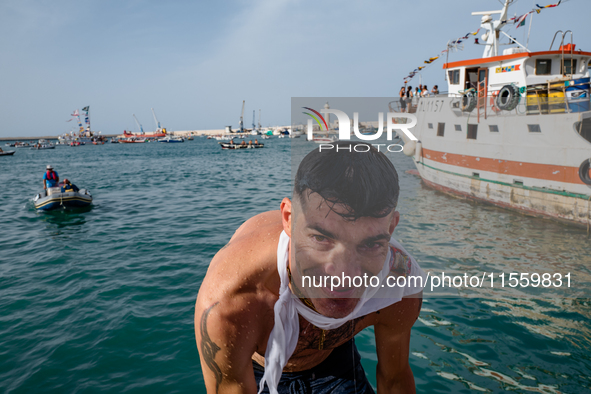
151,108,161,131
133,114,144,134
258,109,261,132
239,100,245,133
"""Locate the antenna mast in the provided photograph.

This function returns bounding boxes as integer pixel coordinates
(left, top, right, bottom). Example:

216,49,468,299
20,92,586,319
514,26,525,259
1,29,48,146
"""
239,100,245,133
472,0,512,57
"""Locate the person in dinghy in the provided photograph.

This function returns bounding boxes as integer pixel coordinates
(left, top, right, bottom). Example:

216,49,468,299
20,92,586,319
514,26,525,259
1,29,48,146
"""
43,165,59,190
195,141,426,394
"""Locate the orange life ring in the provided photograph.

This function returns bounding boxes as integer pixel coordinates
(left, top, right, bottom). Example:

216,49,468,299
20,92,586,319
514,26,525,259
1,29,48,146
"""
490,91,500,112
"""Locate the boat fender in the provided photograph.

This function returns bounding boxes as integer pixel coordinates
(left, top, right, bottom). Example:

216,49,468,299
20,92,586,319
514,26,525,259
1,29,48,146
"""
579,158,591,186
490,91,501,112
461,91,477,112
403,140,416,156
415,141,422,162
496,84,520,111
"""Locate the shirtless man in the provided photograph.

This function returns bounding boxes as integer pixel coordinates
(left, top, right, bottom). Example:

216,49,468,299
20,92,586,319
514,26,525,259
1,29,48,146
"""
195,142,425,393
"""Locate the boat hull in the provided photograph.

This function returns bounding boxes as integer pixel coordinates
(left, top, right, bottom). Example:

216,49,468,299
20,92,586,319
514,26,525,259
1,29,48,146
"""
0,151,15,156
34,189,92,211
220,143,264,149
416,161,591,226
404,96,591,227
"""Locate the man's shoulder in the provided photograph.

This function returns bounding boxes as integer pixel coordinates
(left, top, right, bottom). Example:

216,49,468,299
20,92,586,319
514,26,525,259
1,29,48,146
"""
229,210,283,244
198,210,283,309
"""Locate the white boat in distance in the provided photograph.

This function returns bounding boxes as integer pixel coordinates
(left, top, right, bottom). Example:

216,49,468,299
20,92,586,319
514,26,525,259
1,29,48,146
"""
158,136,184,143
30,139,55,150
395,0,591,227
309,134,338,143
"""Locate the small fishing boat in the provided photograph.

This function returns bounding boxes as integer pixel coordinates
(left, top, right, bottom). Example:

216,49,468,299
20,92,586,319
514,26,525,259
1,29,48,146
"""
220,142,264,150
309,134,338,143
119,137,147,143
0,151,16,156
158,136,184,143
187,135,194,140
34,184,92,211
5,143,15,147
30,139,55,150
15,142,31,148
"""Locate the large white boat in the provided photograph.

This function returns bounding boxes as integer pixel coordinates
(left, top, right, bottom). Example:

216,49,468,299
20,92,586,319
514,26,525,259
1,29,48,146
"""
58,107,104,144
396,0,591,227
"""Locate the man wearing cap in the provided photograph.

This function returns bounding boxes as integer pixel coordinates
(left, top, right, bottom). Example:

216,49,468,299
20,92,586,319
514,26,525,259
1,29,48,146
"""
195,142,426,394
43,165,59,190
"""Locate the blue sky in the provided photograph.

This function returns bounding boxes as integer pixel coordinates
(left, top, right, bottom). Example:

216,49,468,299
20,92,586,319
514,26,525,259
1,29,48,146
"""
0,0,589,137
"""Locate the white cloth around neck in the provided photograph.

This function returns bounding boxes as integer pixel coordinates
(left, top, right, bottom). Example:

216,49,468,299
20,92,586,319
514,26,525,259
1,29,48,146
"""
258,231,426,394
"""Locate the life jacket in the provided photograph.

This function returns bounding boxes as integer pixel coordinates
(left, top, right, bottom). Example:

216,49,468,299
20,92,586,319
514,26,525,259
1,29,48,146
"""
46,171,57,181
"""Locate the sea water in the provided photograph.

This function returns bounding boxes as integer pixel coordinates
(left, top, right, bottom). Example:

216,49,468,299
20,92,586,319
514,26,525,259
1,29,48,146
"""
1,138,590,393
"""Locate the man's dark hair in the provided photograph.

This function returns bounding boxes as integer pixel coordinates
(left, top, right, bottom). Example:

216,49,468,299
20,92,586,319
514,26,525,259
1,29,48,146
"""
294,141,399,220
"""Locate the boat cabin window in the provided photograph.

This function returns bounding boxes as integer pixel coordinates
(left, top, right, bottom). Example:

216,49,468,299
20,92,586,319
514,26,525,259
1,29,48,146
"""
489,125,499,132
535,59,552,75
527,124,541,133
437,123,445,137
455,124,462,131
467,124,478,139
448,69,460,85
562,59,577,75
465,68,479,90
428,123,433,129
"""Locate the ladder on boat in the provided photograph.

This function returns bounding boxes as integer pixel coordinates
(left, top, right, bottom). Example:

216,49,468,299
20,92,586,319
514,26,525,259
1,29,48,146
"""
477,79,487,122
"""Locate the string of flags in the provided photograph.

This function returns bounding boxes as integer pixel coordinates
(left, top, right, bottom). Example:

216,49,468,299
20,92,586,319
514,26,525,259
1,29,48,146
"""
537,0,562,9
403,0,566,83
403,29,479,83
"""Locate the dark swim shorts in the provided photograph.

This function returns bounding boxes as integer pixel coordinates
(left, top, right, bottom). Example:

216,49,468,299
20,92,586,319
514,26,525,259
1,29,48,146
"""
253,339,375,394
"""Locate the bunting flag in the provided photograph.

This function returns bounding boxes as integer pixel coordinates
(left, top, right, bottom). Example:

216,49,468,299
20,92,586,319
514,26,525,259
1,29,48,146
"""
537,0,561,9
82,106,89,112
513,12,529,27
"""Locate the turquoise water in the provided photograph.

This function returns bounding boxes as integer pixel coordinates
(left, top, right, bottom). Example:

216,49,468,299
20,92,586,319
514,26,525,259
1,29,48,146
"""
1,138,590,393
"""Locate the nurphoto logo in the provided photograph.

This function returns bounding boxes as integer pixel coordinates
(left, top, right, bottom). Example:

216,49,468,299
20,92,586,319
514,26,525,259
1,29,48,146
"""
303,107,418,143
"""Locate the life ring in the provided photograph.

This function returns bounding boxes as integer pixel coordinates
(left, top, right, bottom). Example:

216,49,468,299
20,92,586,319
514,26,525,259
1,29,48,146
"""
496,84,520,111
461,91,477,112
490,91,501,112
579,158,591,185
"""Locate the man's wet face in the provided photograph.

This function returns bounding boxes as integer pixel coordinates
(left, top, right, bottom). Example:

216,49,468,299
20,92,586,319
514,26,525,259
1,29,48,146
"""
289,193,398,318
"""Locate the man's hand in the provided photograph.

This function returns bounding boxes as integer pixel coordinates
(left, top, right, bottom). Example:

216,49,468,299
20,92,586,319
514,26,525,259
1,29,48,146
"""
374,293,422,393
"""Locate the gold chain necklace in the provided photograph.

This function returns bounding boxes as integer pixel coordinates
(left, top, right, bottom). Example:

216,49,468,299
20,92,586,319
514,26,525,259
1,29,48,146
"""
287,265,326,350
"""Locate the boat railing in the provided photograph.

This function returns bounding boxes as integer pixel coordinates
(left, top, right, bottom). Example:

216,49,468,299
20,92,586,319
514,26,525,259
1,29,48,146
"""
388,92,590,118
550,30,575,77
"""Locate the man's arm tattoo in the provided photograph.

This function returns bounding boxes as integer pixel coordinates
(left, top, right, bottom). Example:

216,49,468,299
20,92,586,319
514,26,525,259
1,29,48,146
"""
200,302,222,393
